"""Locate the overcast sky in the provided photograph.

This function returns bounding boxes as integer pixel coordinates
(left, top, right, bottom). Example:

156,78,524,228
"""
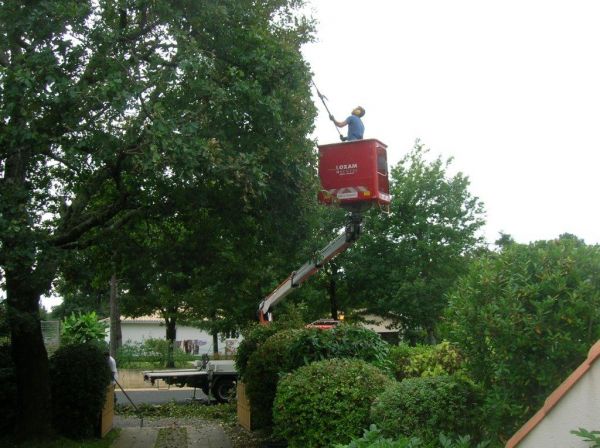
302,0,600,246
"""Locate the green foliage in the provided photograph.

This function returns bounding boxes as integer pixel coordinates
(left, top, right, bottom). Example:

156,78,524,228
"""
334,425,423,448
335,426,490,448
243,329,304,427
244,325,390,428
389,341,464,381
0,345,17,436
61,312,108,345
115,339,195,368
0,0,317,436
49,343,111,439
0,429,121,448
442,235,600,438
342,141,486,342
273,358,392,448
235,319,303,380
571,428,600,447
371,375,484,445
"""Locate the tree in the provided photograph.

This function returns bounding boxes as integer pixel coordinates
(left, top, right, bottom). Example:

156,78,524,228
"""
441,234,600,440
342,141,486,342
0,0,316,438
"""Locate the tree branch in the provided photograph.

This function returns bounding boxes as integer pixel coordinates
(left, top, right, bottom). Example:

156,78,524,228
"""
41,149,79,173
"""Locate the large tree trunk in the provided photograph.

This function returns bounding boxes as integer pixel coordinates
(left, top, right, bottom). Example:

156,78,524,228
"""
165,317,176,368
212,332,219,355
109,274,122,358
2,92,54,437
6,273,53,439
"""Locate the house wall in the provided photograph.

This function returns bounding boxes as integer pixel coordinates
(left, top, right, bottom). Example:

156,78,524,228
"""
517,359,600,447
113,322,238,355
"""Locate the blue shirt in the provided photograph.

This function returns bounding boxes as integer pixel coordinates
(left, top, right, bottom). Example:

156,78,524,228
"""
346,115,364,141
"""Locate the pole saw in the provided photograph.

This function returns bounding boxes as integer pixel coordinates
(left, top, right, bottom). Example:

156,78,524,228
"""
311,80,344,141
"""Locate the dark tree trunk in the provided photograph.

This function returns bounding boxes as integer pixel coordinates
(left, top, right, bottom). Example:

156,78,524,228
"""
165,317,176,368
328,267,338,320
212,332,219,355
109,274,122,358
6,273,53,439
2,84,54,437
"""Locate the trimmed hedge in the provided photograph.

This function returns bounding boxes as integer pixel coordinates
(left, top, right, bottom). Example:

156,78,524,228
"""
244,329,304,427
371,375,483,444
243,325,390,429
235,324,281,380
273,358,392,448
50,343,111,438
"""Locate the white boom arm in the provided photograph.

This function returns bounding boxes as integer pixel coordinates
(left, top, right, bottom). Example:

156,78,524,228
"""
258,213,362,323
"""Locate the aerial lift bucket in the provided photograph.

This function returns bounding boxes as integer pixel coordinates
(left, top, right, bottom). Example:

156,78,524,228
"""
318,139,390,213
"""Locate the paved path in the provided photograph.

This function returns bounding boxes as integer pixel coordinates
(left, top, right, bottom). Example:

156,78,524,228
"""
111,416,232,448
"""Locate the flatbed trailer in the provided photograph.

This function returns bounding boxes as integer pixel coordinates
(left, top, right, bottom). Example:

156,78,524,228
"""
143,359,237,403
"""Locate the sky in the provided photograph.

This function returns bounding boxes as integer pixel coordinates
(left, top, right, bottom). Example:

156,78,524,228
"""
302,0,600,246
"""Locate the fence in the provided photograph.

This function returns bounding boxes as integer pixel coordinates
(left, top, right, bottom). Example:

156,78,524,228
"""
41,320,60,355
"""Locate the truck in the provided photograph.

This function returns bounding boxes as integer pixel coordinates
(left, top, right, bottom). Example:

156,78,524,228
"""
143,358,238,403
142,139,390,400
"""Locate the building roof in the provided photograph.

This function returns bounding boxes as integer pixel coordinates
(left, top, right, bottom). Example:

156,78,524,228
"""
100,315,164,324
506,339,600,447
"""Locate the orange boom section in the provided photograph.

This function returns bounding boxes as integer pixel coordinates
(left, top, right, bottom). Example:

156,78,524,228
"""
318,139,390,212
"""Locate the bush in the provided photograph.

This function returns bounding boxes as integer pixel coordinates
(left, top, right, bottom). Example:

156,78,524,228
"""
334,426,491,448
244,329,304,427
442,235,600,438
235,323,282,380
334,425,422,448
244,325,390,429
273,358,392,447
116,338,195,368
61,311,107,345
0,345,17,435
50,342,111,438
371,375,484,445
389,341,464,381
235,307,305,380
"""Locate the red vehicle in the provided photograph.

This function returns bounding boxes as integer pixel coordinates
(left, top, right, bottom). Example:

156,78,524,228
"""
258,140,390,324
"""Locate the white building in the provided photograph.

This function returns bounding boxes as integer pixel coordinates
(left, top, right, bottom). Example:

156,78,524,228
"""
105,315,239,355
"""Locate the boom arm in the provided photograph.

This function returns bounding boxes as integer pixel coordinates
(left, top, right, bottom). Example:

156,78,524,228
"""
258,213,363,323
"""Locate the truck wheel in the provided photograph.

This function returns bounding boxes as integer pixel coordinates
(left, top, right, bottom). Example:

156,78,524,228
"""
212,378,236,403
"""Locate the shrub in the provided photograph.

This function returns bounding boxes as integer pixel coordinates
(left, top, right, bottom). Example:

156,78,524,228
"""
61,311,108,345
442,235,600,438
389,341,464,381
334,426,492,448
116,338,195,368
273,358,392,447
0,345,17,435
235,323,282,380
334,425,422,448
50,342,111,438
284,324,390,370
371,375,483,444
244,329,304,427
244,324,390,429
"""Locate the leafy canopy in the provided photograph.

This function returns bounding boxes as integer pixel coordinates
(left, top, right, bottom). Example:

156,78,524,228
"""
442,234,600,438
343,141,485,341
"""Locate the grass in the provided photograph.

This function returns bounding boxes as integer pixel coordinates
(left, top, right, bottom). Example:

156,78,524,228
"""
0,429,121,448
